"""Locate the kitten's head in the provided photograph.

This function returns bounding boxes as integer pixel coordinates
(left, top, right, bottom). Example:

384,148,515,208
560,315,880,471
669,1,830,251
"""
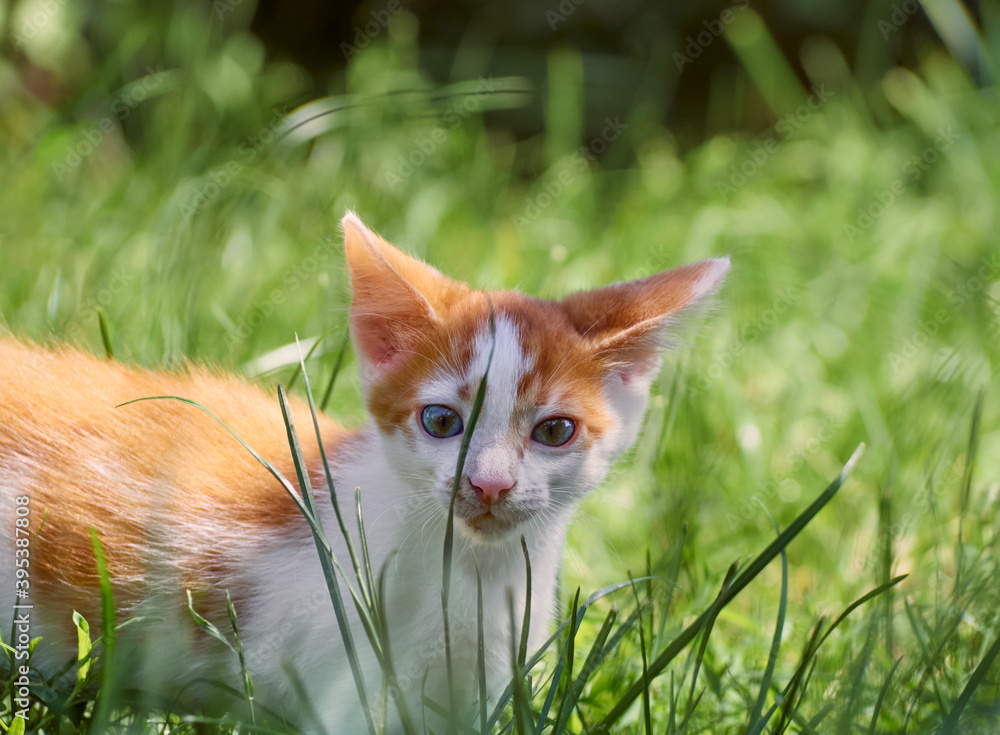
343,212,728,545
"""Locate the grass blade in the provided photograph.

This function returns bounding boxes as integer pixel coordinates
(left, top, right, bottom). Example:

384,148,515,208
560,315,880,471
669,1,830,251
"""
673,561,739,735
281,659,330,735
775,618,826,735
87,528,116,732
675,563,739,735
277,383,318,516
186,591,236,656
748,508,789,732
955,390,983,601
488,578,653,731
320,329,350,412
877,471,895,657
372,552,418,734
840,628,876,733
508,589,535,735
518,536,532,670
802,575,909,674
536,586,582,734
224,592,256,727
286,327,339,391
868,656,903,735
595,444,865,732
541,594,646,733
749,701,780,735
655,522,687,652
773,575,909,734
276,384,380,735
477,565,488,735
443,307,495,595
68,611,93,702
551,587,581,733
940,628,1000,734
97,311,113,359
554,606,618,733
355,486,378,622
294,334,372,613
667,672,677,735
442,305,495,727
628,575,652,735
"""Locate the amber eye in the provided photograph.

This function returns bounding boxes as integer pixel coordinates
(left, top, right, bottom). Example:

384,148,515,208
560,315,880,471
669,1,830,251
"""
531,418,576,447
421,405,464,438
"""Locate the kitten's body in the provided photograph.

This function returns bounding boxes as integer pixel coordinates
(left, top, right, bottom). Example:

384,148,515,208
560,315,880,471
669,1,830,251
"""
0,214,728,731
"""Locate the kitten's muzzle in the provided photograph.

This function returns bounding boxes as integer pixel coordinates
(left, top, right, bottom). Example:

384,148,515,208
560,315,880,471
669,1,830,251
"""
453,477,527,537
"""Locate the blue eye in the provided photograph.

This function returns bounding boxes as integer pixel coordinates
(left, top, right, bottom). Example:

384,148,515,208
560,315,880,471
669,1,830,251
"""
421,405,464,438
531,418,576,447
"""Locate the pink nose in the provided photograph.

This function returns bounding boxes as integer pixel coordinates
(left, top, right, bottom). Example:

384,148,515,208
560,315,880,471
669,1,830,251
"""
470,478,514,507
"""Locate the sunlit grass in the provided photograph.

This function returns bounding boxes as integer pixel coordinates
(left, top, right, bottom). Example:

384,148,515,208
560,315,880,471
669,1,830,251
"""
2,1,999,732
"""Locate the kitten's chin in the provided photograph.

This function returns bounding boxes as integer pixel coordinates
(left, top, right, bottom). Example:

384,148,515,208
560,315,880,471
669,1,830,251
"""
458,512,520,542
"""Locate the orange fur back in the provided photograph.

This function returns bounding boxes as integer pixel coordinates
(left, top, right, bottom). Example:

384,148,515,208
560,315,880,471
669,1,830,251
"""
0,339,343,628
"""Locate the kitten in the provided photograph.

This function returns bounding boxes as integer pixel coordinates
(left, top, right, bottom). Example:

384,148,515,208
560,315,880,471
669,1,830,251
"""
0,212,728,731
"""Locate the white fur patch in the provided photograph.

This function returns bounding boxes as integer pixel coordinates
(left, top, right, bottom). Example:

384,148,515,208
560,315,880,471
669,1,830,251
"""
467,314,532,437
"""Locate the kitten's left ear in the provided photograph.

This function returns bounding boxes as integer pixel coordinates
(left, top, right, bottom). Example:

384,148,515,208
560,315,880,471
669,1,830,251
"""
342,212,467,375
561,258,730,383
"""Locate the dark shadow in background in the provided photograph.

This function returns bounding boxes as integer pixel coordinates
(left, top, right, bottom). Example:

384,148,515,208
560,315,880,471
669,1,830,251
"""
250,0,962,145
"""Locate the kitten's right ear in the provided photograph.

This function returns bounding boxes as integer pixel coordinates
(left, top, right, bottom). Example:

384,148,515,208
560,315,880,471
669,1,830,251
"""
561,257,730,385
342,212,466,374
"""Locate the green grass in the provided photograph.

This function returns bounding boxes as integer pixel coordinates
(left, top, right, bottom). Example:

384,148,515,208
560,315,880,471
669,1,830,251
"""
2,0,1000,732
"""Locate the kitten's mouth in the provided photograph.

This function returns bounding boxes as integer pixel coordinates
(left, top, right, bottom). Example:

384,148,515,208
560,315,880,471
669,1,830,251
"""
452,480,528,538
462,511,518,536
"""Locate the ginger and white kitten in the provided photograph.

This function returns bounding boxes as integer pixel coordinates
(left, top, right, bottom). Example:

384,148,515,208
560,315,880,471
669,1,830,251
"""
0,212,728,731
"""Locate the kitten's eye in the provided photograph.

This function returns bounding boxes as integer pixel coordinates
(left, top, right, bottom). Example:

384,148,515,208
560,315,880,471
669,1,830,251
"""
531,418,576,447
420,405,464,438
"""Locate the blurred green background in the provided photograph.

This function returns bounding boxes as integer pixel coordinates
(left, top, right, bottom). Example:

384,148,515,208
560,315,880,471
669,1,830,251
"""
1,0,999,730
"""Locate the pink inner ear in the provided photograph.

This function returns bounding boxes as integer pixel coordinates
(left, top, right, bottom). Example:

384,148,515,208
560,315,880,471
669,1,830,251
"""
360,334,398,370
612,348,660,385
560,256,729,383
619,369,641,387
343,212,471,375
352,315,410,371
